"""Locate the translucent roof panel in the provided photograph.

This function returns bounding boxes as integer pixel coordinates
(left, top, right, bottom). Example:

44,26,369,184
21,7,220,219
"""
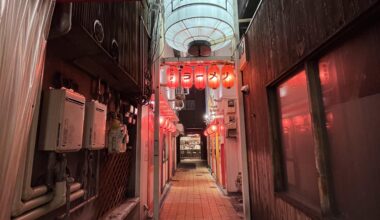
164,0,235,52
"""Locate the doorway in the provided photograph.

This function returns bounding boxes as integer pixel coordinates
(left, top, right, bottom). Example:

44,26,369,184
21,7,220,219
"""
179,134,201,160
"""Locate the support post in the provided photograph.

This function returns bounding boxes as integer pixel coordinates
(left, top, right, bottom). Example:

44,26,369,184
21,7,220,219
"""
153,48,161,220
233,0,252,219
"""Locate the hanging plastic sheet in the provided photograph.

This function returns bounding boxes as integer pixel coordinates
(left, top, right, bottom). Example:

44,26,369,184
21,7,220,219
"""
0,0,55,219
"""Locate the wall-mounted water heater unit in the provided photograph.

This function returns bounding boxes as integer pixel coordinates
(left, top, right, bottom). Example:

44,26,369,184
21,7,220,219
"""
39,88,85,152
83,100,107,150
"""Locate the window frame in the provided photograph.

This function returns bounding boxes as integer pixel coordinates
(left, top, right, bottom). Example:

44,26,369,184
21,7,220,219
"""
267,63,335,218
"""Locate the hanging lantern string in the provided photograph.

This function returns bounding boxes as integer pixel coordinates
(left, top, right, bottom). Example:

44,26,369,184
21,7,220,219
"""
162,63,235,90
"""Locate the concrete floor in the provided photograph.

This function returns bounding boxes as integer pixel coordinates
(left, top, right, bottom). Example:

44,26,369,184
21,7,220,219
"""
160,159,242,220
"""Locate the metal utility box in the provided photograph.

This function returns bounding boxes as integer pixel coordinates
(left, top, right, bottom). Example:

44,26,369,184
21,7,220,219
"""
83,100,107,150
39,88,85,152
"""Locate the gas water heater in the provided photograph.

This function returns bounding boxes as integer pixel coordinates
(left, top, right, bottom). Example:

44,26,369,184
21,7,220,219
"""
83,100,107,150
39,88,85,152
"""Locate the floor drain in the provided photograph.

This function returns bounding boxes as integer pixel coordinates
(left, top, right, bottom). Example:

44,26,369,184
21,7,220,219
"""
209,186,217,188
196,175,202,176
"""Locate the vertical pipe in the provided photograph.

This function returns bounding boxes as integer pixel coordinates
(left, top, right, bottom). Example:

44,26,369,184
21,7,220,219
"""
152,10,161,218
153,73,160,220
233,0,252,219
135,105,143,198
215,131,219,182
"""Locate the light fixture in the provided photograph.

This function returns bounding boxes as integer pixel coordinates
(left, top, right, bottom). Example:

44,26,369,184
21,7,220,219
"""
221,64,235,89
166,66,179,88
194,65,206,90
164,0,235,53
208,64,221,89
181,66,193,89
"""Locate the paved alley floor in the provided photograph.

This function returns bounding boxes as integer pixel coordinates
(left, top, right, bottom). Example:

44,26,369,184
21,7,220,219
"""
160,159,243,220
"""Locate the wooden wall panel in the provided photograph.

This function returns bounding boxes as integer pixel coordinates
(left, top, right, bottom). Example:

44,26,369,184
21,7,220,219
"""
73,2,143,86
242,0,379,219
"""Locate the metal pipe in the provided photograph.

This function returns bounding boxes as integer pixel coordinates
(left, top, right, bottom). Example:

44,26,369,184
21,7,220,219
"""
11,69,51,217
96,151,100,196
20,193,52,213
57,195,98,219
13,182,85,220
69,183,82,193
69,190,85,202
13,181,67,220
22,78,46,196
12,182,82,218
22,78,48,201
153,15,161,220
238,18,251,23
46,152,57,188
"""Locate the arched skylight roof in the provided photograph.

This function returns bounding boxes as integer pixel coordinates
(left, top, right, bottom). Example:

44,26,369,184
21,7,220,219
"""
164,0,235,53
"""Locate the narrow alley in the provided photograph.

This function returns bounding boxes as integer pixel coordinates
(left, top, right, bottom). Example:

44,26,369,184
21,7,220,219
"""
1,0,380,220
160,160,242,220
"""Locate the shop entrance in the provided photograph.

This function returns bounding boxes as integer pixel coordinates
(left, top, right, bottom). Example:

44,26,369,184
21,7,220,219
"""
179,134,201,160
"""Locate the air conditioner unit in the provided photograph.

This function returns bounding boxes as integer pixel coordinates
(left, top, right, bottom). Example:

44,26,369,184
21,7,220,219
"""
83,100,107,150
39,88,85,152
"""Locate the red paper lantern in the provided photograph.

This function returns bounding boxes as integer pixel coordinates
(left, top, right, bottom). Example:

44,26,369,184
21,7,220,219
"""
281,118,291,134
166,66,179,88
222,65,235,89
211,124,218,133
206,127,213,135
219,124,225,133
164,119,169,130
181,66,193,88
194,65,206,90
159,116,165,127
208,64,220,89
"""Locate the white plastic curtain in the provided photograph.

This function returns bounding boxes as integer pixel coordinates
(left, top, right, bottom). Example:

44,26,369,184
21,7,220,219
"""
0,0,54,219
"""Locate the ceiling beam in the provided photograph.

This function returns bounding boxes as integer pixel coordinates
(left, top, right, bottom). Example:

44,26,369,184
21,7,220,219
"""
160,56,234,66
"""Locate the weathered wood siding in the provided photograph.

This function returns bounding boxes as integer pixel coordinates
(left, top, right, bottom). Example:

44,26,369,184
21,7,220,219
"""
242,0,379,219
73,2,144,88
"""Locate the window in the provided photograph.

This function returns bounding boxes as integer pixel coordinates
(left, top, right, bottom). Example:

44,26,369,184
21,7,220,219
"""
274,70,320,210
184,99,196,110
269,12,380,219
318,25,380,219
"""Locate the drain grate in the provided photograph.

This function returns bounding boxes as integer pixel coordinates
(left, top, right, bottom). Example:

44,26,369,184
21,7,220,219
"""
209,186,217,189
195,175,202,176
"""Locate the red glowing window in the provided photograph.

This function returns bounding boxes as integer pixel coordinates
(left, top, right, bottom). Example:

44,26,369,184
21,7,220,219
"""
276,70,320,209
